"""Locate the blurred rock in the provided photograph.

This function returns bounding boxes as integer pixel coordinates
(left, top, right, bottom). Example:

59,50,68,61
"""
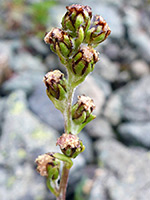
0,49,12,85
1,90,59,162
130,60,149,78
120,76,150,121
89,169,113,200
85,117,114,139
77,76,105,116
104,42,121,61
94,55,120,82
0,90,59,200
26,37,48,56
28,82,64,131
104,76,150,124
94,139,150,200
92,74,112,98
0,164,55,200
124,7,150,62
1,71,45,95
104,94,123,125
118,122,150,148
10,50,46,73
117,70,131,83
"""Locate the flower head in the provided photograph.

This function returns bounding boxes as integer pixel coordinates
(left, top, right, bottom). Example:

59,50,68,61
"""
72,46,99,76
85,15,111,45
35,153,60,178
43,70,67,100
56,133,84,158
62,4,92,37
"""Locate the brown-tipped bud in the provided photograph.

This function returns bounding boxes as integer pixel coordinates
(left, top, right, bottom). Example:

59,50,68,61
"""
85,15,111,45
72,95,96,124
72,46,99,76
43,70,67,100
56,133,84,158
44,28,74,58
35,153,60,178
62,4,92,36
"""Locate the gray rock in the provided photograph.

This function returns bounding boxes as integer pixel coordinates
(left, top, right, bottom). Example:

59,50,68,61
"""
85,117,114,139
104,94,123,125
28,82,64,131
92,74,112,98
10,50,46,73
0,90,59,200
1,90,59,162
93,139,150,200
118,122,150,148
120,76,150,122
105,76,150,124
0,164,55,200
124,7,150,62
26,37,48,55
89,169,113,200
77,76,105,116
94,55,120,82
130,60,149,78
1,71,45,95
104,42,121,61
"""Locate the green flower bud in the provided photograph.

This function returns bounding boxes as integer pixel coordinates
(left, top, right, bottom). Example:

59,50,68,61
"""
72,46,99,76
44,28,74,62
72,95,96,124
62,4,92,37
35,153,60,180
85,15,111,46
56,133,85,158
43,70,67,100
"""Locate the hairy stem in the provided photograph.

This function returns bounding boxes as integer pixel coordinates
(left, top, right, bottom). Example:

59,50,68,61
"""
57,163,70,200
64,68,74,133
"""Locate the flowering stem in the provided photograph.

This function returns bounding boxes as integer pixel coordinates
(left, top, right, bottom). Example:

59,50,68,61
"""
57,163,70,200
64,68,74,133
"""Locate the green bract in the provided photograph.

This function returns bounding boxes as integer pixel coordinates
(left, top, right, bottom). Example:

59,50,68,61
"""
71,46,99,76
62,4,92,37
43,70,67,100
85,15,111,46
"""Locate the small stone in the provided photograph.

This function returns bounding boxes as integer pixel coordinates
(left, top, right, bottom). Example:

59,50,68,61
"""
118,122,150,148
86,117,114,139
94,139,150,200
130,60,149,78
104,94,122,125
94,55,120,82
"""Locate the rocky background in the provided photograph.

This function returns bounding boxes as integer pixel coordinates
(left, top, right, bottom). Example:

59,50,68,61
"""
0,0,150,200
